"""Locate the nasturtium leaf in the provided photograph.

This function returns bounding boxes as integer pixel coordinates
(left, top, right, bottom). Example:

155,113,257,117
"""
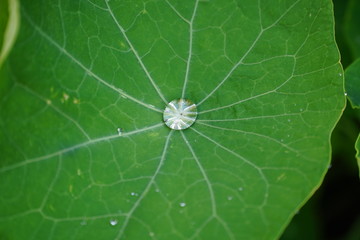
345,58,360,177
0,0,20,68
344,0,360,60
0,0,345,239
345,58,360,108
356,136,360,177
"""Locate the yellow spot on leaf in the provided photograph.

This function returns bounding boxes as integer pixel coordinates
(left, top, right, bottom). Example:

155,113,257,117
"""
277,173,286,182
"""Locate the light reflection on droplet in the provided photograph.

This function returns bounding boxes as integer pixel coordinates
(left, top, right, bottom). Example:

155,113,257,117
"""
163,99,197,130
117,128,123,136
179,202,186,207
110,219,118,226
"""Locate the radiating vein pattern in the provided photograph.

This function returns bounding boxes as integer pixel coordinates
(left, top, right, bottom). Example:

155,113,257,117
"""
105,0,168,104
0,0,345,239
21,8,163,114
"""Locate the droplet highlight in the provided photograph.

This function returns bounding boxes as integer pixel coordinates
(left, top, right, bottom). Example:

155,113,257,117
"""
163,99,197,130
109,219,118,226
179,202,186,207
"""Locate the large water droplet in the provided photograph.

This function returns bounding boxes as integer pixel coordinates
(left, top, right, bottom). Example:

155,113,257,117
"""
163,99,197,130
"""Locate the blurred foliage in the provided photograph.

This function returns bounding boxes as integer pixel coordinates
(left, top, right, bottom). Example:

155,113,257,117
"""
282,0,360,239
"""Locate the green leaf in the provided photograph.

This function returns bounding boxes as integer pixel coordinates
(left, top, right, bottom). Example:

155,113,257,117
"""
344,0,360,60
0,0,20,68
345,58,360,108
0,0,345,239
356,135,360,177
345,58,360,177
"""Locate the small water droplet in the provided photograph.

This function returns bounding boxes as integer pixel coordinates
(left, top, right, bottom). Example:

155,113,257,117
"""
163,99,197,130
300,108,303,112
179,202,186,207
46,99,52,105
130,192,138,196
116,128,123,136
280,139,284,142
339,73,343,77
238,187,243,191
344,92,348,96
80,220,87,226
287,119,291,122
227,196,233,201
155,188,160,193
328,164,332,169
117,128,123,136
109,219,118,226
149,232,155,237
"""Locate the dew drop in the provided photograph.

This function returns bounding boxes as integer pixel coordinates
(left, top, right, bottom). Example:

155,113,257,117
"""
80,220,87,226
130,192,138,196
117,128,123,136
163,99,197,130
149,232,155,237
227,196,233,201
344,92,348,96
179,202,186,207
238,187,243,191
109,219,118,226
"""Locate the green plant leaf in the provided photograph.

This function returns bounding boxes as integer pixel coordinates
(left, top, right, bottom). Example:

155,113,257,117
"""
345,58,360,177
0,0,345,239
0,0,20,68
344,0,360,60
345,58,360,108
356,135,360,176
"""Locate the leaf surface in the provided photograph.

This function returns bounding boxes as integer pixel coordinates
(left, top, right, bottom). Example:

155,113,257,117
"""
345,58,360,177
0,0,344,239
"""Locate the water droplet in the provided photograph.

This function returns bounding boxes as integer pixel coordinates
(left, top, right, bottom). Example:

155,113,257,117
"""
300,108,303,112
130,192,138,196
238,187,243,191
117,128,123,136
179,202,186,207
344,92,348,96
163,99,197,130
80,220,87,226
155,188,160,193
149,232,155,237
339,73,343,77
227,196,233,201
287,119,291,122
46,99,52,105
328,164,332,169
109,219,118,226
